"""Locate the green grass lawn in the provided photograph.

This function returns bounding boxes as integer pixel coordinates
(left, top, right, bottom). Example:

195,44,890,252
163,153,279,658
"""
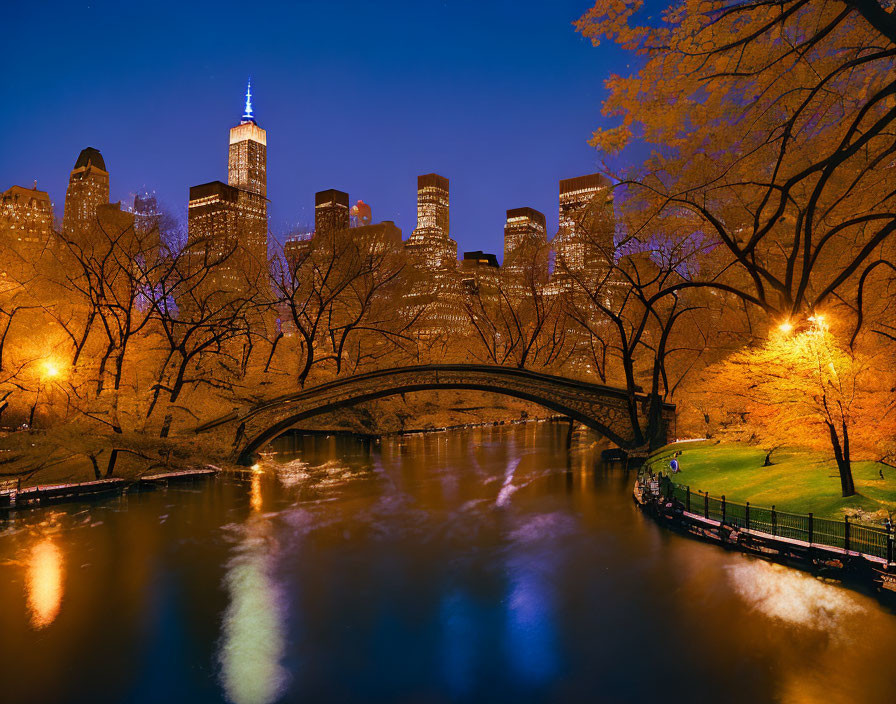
646,441,896,522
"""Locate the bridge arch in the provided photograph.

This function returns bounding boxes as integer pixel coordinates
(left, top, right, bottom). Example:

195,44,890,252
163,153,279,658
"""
192,365,675,463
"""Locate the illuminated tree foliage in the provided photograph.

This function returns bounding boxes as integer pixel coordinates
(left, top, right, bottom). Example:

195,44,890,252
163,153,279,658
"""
577,0,896,321
702,320,896,496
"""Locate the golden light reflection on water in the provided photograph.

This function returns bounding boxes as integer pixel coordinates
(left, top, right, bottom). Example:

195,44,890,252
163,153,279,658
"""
726,560,863,633
250,469,263,513
26,539,64,629
219,467,289,704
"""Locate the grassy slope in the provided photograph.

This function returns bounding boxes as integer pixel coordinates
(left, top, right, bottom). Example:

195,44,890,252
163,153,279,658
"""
647,441,896,520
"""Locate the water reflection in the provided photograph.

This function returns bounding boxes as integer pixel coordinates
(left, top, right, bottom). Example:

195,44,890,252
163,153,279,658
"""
249,467,263,513
2,423,896,704
726,560,864,633
26,538,64,629
218,470,289,704
439,590,478,698
502,514,570,687
504,565,559,685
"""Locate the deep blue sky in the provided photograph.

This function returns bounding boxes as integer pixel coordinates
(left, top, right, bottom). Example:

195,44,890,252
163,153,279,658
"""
2,0,635,258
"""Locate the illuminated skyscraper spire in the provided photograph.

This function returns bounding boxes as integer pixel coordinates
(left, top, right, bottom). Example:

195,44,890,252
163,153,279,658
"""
242,77,254,123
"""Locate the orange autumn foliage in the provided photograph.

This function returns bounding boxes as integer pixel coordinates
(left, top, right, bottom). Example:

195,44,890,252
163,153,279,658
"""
577,0,896,323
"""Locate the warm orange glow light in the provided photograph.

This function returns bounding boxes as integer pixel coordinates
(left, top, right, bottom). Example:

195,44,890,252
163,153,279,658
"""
27,539,64,629
250,471,263,512
42,360,61,379
778,321,793,334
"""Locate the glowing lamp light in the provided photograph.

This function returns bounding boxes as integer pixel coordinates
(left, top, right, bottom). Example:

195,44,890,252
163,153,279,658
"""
808,314,827,332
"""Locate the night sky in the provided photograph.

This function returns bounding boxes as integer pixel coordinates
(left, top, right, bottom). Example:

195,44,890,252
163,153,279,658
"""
2,0,635,258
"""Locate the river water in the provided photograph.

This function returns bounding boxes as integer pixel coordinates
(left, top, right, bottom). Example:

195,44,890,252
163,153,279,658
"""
1,422,895,703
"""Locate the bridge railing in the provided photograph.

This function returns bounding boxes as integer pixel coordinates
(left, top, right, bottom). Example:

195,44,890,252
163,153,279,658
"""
641,471,894,563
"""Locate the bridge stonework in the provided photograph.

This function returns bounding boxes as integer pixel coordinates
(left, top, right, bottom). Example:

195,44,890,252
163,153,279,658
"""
192,365,676,463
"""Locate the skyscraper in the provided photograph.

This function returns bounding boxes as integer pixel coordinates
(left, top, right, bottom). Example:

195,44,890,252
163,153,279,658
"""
503,207,548,281
188,80,269,292
284,232,313,267
227,79,268,267
460,250,500,300
405,174,456,270
403,174,465,336
552,173,614,289
351,220,401,255
62,147,109,242
314,189,349,237
131,191,160,238
188,182,240,244
228,79,267,199
1,184,54,253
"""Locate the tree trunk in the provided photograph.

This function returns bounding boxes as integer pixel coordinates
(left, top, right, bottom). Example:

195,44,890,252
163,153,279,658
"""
160,412,173,439
105,449,119,478
88,454,101,480
27,398,37,428
827,421,856,497
646,393,666,451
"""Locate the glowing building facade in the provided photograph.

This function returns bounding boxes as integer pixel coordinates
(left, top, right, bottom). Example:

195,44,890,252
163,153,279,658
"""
227,80,267,199
460,250,500,299
284,232,312,267
62,147,109,242
352,220,402,254
503,207,548,286
0,184,54,255
402,174,466,336
188,182,241,249
405,174,457,271
552,173,614,290
188,80,269,292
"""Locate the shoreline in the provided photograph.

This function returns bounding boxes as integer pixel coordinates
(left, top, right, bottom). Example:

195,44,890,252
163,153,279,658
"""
633,476,896,605
0,467,220,511
0,419,575,512
285,414,571,440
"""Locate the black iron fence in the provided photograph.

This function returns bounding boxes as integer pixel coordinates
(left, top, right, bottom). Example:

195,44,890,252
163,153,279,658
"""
642,473,894,563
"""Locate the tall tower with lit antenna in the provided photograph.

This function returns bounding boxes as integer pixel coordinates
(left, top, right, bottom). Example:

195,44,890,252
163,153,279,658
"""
228,78,267,198
188,79,269,292
226,78,267,270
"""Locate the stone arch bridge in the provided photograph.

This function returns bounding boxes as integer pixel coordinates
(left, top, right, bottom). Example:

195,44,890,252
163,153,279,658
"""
193,364,676,463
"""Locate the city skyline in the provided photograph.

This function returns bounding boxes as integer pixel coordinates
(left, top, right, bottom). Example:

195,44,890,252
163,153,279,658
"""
1,0,631,257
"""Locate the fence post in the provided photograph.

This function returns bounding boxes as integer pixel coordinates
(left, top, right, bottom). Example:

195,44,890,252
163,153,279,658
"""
686,486,691,513
808,513,814,545
745,502,750,531
888,526,894,565
844,516,850,552
703,491,709,519
771,506,777,536
721,495,726,524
